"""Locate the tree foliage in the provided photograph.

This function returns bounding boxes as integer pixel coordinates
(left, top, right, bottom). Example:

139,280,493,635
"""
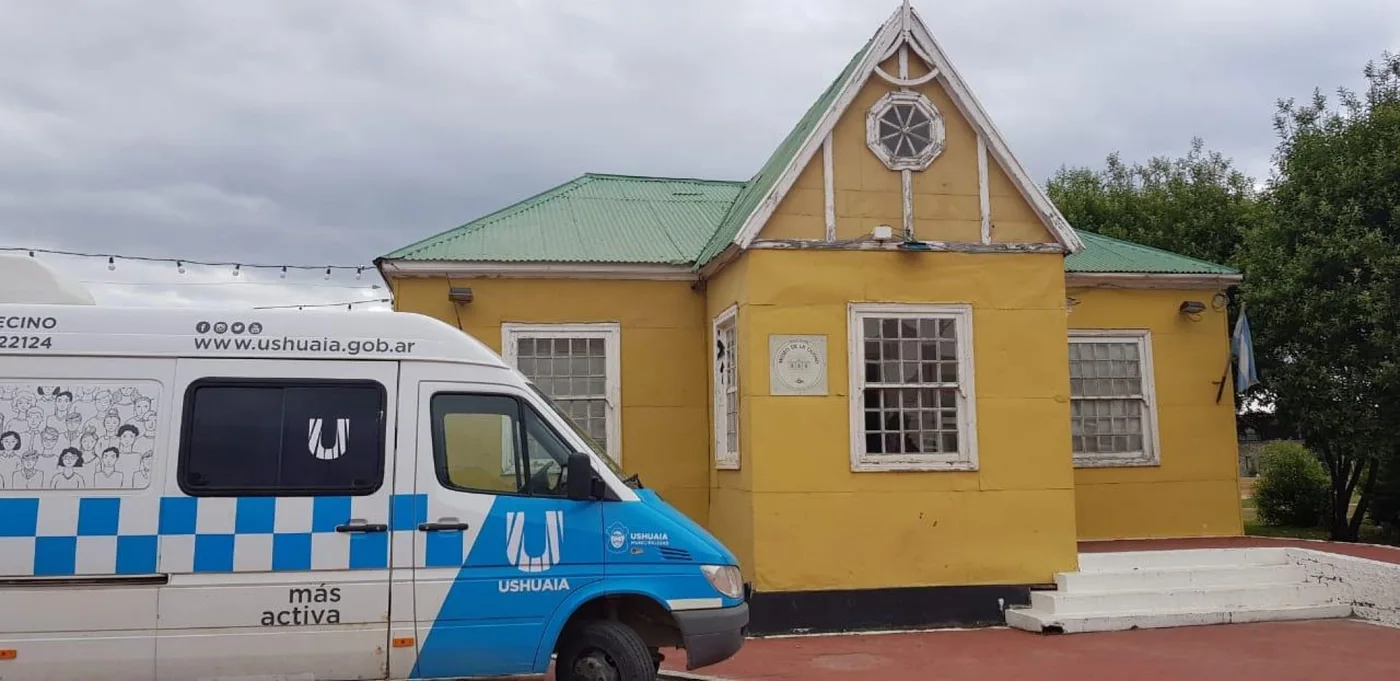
1047,137,1263,267
1238,52,1400,541
1047,52,1400,543
1253,442,1331,528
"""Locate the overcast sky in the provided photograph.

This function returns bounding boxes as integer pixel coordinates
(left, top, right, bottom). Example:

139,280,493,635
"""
1,0,1396,310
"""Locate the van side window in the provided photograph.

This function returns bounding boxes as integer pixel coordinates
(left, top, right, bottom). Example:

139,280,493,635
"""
430,393,574,498
178,379,386,496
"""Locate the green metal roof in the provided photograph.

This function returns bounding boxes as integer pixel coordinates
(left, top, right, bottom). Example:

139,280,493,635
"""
382,173,744,264
381,173,1234,275
379,24,1237,280
692,29,881,268
1066,231,1240,276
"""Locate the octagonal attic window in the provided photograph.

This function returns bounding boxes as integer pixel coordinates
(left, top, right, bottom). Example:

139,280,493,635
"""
866,91,946,171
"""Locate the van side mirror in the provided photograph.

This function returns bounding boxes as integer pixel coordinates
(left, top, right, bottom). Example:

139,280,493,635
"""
566,452,598,501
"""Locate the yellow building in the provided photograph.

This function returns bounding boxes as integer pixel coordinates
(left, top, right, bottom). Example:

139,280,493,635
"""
375,3,1244,634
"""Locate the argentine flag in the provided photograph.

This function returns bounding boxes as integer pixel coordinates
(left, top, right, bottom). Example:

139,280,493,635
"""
1232,306,1260,392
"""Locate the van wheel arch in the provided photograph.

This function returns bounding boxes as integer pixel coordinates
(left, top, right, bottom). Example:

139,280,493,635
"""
552,593,681,658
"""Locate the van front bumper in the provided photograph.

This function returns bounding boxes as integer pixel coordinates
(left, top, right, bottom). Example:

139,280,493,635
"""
674,602,749,670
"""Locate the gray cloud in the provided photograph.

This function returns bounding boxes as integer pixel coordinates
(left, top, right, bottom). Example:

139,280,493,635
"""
0,0,1396,307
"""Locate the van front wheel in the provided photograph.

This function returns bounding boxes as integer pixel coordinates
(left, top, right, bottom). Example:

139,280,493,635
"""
556,619,656,681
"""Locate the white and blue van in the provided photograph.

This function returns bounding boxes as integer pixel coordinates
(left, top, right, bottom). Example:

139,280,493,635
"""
0,257,748,680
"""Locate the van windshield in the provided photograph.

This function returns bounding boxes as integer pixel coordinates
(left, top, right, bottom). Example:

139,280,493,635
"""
527,382,631,483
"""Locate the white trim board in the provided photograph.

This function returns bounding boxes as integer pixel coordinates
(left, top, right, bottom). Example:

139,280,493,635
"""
711,304,741,471
729,3,1084,255
1065,272,1242,290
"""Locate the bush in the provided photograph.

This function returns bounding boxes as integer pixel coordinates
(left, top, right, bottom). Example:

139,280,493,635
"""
1253,442,1330,528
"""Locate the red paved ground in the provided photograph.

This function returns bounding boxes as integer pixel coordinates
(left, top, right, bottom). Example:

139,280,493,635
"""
660,620,1400,680
544,537,1400,680
1079,535,1400,565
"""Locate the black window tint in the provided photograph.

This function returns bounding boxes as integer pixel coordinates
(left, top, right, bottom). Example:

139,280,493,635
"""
180,379,385,496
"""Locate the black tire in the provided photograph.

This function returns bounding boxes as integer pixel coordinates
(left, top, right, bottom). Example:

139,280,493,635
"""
556,619,656,681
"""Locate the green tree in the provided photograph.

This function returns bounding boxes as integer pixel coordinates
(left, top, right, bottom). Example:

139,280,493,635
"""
1239,52,1400,541
1047,137,1262,267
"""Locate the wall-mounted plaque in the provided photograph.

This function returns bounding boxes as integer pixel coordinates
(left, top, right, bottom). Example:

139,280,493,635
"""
769,335,828,396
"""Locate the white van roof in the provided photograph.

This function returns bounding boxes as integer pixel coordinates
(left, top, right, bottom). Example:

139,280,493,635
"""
0,254,507,366
0,301,512,366
0,254,97,305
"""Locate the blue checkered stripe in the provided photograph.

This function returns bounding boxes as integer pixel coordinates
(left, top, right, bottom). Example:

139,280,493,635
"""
0,493,434,577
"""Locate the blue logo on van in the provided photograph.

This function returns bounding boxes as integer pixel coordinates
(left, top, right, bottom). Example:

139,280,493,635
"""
606,522,628,553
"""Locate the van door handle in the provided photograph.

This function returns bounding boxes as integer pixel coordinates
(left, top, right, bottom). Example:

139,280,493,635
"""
418,521,471,532
335,520,388,533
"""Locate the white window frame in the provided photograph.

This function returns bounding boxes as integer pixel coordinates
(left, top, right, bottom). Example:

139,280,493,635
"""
712,305,740,470
501,323,622,468
847,302,979,472
1068,329,1161,468
865,90,947,172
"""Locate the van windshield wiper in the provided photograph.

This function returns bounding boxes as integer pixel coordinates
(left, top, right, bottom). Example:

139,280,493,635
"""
623,473,644,489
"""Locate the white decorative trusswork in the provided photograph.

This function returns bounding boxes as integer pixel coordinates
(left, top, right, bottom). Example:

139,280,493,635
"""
724,4,1087,262
866,90,946,172
0,381,159,491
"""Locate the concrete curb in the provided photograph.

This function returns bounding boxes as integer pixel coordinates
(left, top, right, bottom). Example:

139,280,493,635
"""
659,672,738,681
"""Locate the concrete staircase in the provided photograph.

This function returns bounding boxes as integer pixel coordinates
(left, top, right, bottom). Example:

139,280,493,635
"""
1006,548,1353,634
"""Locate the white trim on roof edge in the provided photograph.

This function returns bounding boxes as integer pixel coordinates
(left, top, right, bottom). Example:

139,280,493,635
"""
727,9,902,252
379,260,697,281
730,2,1084,255
1065,272,1242,289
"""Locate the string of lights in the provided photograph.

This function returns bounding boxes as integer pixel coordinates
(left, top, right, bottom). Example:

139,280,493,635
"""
253,298,394,310
4,246,393,310
80,280,383,290
2,246,378,281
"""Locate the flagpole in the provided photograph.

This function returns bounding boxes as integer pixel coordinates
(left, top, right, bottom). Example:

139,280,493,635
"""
1214,352,1233,404
1215,302,1244,405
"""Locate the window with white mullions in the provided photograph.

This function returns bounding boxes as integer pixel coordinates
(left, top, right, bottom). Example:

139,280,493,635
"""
1068,331,1160,467
517,337,608,447
502,323,621,466
865,90,946,171
713,306,739,469
848,303,977,471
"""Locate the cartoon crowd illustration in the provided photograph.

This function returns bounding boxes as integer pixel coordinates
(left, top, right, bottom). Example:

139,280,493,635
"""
0,382,158,491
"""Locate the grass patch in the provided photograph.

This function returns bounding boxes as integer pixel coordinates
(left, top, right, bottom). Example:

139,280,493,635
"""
1243,521,1329,540
1242,495,1397,544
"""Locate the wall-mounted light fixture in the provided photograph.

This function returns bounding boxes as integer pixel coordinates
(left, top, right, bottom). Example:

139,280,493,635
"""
448,287,474,303
1179,300,1206,318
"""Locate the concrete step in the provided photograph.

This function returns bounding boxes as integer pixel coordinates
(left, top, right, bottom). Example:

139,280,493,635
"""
1054,564,1307,592
1030,583,1333,616
1006,602,1353,634
1077,548,1291,573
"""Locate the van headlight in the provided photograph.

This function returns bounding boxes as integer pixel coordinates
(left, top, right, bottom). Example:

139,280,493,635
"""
700,565,743,599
